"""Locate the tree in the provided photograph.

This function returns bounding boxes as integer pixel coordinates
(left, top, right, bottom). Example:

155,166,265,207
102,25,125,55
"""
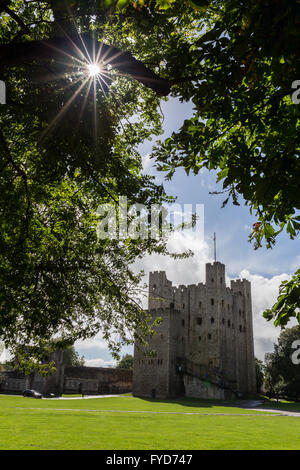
255,358,264,394
149,0,300,328
264,270,300,327
0,0,196,371
116,353,134,369
264,327,300,400
63,346,85,367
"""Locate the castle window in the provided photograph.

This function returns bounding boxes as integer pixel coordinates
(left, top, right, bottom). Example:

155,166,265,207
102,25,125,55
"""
211,278,214,283
222,300,224,307
170,302,174,309
199,301,202,308
220,277,223,284
211,298,214,306
239,309,241,316
153,284,156,290
211,317,214,324
228,320,231,327
239,325,242,332
183,303,185,308
182,319,185,327
208,333,212,340
161,334,164,339
197,317,202,325
227,304,230,310
222,318,225,325
199,336,201,341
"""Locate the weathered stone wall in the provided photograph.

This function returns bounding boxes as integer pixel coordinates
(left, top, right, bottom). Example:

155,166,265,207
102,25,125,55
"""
63,367,132,395
184,375,236,400
133,307,175,399
0,370,29,394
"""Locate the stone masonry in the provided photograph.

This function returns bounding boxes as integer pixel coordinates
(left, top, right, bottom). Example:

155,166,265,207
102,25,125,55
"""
133,261,256,400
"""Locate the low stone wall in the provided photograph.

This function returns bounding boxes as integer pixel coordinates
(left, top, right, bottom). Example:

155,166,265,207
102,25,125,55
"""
63,367,132,395
0,371,29,394
0,366,133,396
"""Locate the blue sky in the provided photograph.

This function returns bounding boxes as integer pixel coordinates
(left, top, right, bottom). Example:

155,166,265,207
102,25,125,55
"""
74,97,299,366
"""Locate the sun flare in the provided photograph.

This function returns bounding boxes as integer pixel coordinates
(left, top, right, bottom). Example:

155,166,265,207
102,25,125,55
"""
87,63,101,77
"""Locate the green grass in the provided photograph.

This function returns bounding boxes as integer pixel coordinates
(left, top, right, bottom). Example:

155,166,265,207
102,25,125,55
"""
1,395,266,413
0,395,299,450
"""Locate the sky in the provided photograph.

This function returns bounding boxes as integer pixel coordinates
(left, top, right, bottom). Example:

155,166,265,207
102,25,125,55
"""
74,96,299,366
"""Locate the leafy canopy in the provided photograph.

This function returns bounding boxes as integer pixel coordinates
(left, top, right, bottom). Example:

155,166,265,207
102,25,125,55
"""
116,353,134,369
0,0,196,370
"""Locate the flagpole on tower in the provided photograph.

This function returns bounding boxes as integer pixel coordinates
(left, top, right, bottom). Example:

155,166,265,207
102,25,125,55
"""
214,232,216,262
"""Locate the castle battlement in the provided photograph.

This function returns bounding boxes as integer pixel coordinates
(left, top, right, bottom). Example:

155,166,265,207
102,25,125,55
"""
231,278,250,285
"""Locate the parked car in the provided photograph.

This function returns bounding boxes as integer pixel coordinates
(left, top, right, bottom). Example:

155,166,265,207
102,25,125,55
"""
22,389,43,399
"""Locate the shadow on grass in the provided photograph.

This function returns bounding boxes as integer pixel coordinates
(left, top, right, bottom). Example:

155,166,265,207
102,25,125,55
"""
135,396,239,409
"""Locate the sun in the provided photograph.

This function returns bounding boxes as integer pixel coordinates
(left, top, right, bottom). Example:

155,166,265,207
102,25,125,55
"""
87,63,101,77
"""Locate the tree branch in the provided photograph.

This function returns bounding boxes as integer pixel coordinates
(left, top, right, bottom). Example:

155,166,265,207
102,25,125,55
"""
0,32,172,96
0,1,31,35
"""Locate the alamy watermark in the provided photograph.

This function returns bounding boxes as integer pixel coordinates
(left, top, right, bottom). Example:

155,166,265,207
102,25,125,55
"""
291,80,300,104
0,80,6,104
96,197,204,240
291,340,300,365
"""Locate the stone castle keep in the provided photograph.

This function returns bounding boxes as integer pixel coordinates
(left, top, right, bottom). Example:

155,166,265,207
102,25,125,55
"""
133,261,256,400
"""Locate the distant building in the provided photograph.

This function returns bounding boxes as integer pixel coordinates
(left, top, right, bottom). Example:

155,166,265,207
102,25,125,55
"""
133,261,256,400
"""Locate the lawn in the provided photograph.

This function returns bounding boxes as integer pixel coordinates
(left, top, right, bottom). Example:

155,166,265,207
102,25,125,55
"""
0,395,299,450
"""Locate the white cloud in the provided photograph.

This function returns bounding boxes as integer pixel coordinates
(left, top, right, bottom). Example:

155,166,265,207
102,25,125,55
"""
142,153,154,173
84,358,116,368
0,349,7,363
133,230,211,292
75,333,107,352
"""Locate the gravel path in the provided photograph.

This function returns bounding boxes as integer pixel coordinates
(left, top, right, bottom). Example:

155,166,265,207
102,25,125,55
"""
222,400,300,418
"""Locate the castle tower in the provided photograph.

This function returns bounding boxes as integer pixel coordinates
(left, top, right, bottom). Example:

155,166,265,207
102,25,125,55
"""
132,271,184,398
133,262,256,399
